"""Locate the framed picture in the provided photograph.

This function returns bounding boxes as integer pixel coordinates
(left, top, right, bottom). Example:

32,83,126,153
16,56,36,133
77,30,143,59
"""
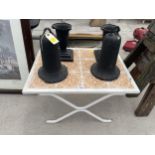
0,19,34,92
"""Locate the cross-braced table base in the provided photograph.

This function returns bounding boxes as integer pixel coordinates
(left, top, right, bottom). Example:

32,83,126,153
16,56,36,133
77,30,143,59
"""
41,93,123,123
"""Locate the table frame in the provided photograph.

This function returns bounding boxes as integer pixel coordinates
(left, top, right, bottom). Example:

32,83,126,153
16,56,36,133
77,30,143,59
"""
23,48,140,123
41,93,124,123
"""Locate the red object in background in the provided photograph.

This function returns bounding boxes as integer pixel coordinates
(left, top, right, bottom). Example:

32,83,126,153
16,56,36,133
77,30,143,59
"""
123,40,138,52
133,27,148,40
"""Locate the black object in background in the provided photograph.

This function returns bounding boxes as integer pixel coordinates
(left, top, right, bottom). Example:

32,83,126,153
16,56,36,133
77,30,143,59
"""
29,19,40,29
91,25,121,81
38,28,68,83
52,22,73,61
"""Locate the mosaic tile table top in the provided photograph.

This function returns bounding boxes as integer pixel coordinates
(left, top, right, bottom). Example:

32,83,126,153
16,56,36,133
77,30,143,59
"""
23,48,139,94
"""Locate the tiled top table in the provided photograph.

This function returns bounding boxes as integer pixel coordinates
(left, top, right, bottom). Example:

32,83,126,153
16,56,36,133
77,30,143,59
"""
23,48,140,123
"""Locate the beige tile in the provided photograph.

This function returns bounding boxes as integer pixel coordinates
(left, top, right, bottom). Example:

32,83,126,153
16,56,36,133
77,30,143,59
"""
83,72,109,88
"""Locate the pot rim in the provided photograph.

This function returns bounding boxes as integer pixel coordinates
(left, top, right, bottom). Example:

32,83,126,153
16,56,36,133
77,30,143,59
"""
52,23,72,31
101,24,120,33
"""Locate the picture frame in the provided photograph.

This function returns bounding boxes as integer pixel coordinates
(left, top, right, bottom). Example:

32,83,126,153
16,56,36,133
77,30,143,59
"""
0,19,34,92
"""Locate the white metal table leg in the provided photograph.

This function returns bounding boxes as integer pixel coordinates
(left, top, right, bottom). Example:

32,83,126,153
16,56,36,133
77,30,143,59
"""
46,109,112,123
83,110,112,123
41,93,122,123
82,94,118,109
46,110,79,123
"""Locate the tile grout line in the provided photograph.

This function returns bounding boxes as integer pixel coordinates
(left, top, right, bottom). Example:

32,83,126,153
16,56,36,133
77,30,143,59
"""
78,50,85,88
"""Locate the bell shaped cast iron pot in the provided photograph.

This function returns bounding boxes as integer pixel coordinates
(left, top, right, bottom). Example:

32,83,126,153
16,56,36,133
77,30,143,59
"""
38,28,68,83
95,24,120,61
91,32,121,81
52,22,73,61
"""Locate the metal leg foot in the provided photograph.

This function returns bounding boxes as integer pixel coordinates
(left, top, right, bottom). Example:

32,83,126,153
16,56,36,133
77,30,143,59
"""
46,110,78,123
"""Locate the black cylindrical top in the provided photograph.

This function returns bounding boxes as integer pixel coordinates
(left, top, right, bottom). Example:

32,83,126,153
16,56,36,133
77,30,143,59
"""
52,23,72,51
52,23,72,31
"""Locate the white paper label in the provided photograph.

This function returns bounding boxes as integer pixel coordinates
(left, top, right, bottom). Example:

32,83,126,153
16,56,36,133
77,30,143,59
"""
45,33,59,45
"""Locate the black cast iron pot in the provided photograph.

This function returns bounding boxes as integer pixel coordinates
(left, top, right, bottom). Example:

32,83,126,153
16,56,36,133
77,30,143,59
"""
91,32,121,81
95,24,120,61
52,22,73,61
38,28,68,83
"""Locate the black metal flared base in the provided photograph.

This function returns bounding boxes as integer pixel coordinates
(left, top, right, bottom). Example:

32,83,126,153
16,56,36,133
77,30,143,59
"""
38,65,68,83
94,49,101,62
59,49,73,61
91,63,120,81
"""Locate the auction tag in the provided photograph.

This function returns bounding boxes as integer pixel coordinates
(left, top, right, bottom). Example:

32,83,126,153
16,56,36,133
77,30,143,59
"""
45,33,59,45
